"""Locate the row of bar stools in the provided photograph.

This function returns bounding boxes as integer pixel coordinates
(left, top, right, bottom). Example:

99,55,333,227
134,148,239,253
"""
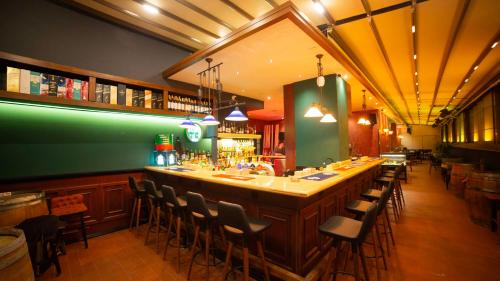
374,167,403,222
128,176,147,232
382,166,406,209
320,201,379,281
161,185,189,273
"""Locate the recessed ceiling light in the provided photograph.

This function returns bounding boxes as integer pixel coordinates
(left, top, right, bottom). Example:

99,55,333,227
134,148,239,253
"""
267,96,271,100
142,3,159,14
417,91,420,94
268,58,273,64
191,37,202,43
416,82,419,86
458,89,461,92
415,72,418,76
453,96,456,99
343,74,348,80
298,74,302,78
412,25,416,33
464,78,469,83
375,102,378,105
473,65,479,71
124,10,139,17
236,71,239,75
313,1,325,14
492,42,498,48
413,54,417,60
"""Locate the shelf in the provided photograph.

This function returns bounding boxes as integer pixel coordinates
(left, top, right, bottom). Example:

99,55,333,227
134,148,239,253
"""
0,91,205,118
218,133,261,139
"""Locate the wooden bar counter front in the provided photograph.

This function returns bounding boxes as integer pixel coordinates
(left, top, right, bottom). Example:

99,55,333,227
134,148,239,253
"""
146,159,383,276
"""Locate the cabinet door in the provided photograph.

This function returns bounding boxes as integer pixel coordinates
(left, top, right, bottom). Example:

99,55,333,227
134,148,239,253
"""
300,202,321,266
102,181,130,222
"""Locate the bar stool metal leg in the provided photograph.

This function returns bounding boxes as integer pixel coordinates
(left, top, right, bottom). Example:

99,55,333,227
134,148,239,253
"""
129,197,137,230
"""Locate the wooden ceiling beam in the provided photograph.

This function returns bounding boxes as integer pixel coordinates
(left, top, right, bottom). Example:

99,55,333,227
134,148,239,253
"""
360,0,414,124
221,0,254,21
173,0,235,31
65,0,198,51
335,0,428,26
425,0,470,124
133,0,220,39
264,0,279,9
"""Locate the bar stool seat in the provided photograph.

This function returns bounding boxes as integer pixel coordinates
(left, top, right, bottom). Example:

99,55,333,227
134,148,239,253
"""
319,216,362,240
249,217,272,234
50,194,88,249
346,200,374,215
362,189,383,200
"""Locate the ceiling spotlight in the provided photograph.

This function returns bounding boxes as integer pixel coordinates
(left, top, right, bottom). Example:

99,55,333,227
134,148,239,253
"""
267,96,271,100
464,78,469,83
453,96,456,99
412,25,416,33
268,58,273,64
417,91,420,94
236,71,239,75
458,89,461,92
415,72,418,76
413,54,417,60
492,42,498,49
143,3,159,14
473,65,479,71
343,74,348,80
313,0,325,14
416,82,419,86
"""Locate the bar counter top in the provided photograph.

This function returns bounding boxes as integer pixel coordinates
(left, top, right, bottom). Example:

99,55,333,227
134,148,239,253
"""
145,158,384,198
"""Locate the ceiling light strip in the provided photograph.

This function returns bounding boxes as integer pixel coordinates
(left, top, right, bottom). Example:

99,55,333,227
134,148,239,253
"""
361,0,414,124
425,0,471,124
443,32,500,109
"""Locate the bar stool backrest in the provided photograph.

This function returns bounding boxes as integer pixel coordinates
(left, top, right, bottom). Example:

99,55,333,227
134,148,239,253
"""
128,176,140,195
357,202,378,243
186,191,211,219
161,185,180,209
218,201,251,237
376,184,392,215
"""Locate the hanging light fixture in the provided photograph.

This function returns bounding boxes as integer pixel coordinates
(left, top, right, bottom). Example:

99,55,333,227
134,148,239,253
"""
320,111,337,123
305,54,326,118
199,58,221,126
226,106,248,121
357,90,371,126
179,115,195,128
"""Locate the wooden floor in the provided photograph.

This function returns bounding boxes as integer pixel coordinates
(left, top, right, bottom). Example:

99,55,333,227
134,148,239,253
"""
37,162,500,281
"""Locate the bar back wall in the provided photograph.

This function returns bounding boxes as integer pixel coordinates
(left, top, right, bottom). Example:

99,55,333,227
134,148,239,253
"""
0,102,211,181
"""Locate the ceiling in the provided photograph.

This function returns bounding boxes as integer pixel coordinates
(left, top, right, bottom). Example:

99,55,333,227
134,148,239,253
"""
67,0,500,125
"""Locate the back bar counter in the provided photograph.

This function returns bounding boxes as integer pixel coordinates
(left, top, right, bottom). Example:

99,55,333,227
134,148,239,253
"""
146,158,384,276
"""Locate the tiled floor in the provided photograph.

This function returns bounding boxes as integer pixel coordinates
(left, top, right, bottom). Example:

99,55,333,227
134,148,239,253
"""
37,163,500,281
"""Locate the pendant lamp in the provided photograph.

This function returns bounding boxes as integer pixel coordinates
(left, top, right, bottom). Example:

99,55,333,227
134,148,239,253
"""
305,54,326,118
179,116,195,128
225,106,248,121
320,112,337,123
201,114,220,125
357,90,371,126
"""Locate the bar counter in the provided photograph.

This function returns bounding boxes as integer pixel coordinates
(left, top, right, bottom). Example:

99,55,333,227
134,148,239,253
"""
145,158,384,276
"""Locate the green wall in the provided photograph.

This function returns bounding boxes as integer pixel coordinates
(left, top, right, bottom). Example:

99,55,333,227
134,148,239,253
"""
292,75,349,167
0,101,211,180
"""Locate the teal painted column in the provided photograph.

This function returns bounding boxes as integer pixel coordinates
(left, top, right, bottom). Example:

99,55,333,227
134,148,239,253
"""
288,74,349,168
336,76,350,160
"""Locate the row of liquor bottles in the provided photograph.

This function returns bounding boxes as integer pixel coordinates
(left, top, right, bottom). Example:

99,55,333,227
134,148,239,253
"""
217,121,256,134
6,66,89,100
95,83,163,109
167,94,210,114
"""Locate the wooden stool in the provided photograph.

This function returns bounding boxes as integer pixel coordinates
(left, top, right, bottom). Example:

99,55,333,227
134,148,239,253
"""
50,194,88,249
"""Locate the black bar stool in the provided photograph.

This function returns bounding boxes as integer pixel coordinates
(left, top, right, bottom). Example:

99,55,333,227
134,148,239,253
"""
346,184,394,273
218,201,271,281
143,180,164,251
186,191,223,280
161,185,188,273
320,202,379,281
128,176,147,232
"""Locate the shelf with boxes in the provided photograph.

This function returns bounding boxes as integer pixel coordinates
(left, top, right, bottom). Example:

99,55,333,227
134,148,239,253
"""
0,51,207,117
